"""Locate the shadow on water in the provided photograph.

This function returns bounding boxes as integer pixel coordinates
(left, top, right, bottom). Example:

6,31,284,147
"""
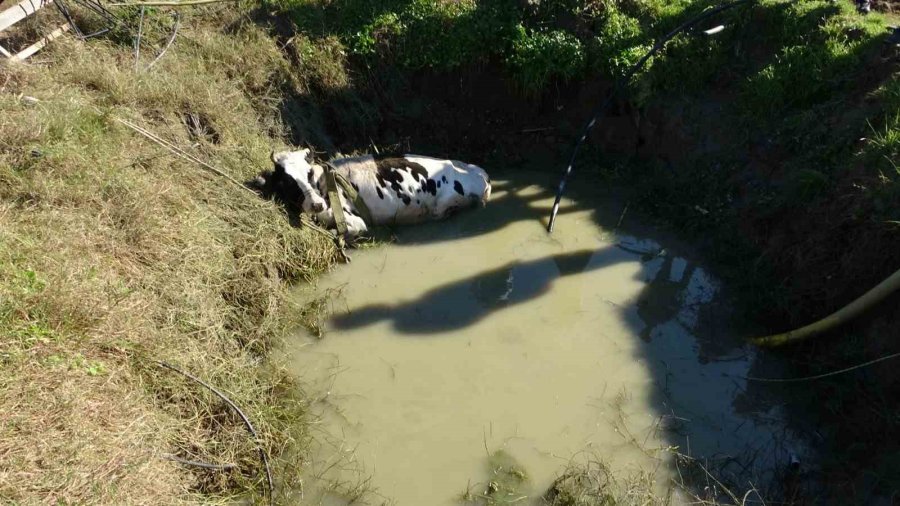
302,171,813,504
331,248,628,334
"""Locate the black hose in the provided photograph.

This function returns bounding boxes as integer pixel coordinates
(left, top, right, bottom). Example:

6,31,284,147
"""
546,0,756,233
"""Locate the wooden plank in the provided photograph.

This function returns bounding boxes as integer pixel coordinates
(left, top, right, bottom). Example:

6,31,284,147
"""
12,22,68,60
0,0,53,33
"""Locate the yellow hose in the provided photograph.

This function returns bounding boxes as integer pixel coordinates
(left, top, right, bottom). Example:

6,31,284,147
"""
750,267,900,347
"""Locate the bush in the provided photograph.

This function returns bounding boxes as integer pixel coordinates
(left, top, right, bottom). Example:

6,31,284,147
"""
339,0,520,69
507,26,586,92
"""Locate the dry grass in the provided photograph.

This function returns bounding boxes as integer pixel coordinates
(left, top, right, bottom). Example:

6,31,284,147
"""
0,5,343,503
542,457,666,506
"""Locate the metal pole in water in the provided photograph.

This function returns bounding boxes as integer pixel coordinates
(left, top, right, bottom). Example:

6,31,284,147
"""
546,0,755,234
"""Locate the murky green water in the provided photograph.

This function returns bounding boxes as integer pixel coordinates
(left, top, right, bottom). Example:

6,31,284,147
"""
286,174,803,505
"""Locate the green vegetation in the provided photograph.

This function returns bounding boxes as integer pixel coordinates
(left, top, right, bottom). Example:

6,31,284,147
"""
275,0,893,103
461,450,530,505
741,1,888,117
509,27,586,92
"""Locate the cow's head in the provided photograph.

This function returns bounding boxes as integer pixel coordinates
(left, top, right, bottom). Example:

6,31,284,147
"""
251,148,328,214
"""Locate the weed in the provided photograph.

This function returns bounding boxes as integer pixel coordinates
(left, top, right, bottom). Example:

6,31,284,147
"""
461,450,530,505
509,26,586,93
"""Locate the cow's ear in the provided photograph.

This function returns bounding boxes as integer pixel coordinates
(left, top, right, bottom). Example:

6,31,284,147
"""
312,164,327,185
271,151,291,168
270,153,285,175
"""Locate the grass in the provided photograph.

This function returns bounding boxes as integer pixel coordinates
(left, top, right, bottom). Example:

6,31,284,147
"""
459,449,759,505
0,4,342,503
542,457,667,506
460,450,530,505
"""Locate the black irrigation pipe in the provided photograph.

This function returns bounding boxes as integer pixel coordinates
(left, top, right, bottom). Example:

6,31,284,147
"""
546,0,756,234
156,361,275,506
55,0,124,40
53,0,86,38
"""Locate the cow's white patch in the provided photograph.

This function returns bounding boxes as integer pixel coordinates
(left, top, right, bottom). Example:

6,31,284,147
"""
268,150,491,237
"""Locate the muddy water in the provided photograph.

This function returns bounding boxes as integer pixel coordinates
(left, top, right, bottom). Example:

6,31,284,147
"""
286,174,804,505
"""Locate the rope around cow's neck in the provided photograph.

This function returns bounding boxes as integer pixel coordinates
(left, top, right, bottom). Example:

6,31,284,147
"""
546,0,755,233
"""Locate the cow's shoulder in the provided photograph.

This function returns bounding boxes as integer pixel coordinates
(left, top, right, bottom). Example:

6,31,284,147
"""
328,154,376,173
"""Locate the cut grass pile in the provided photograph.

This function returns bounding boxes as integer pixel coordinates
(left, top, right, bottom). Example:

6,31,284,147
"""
0,6,341,503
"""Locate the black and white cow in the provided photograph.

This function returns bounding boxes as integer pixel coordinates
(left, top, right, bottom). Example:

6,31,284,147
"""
253,148,492,236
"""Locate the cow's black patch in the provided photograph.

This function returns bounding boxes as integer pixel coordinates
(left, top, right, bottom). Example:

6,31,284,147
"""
437,180,442,189
255,165,307,211
425,179,437,195
441,175,448,183
376,158,429,183
376,187,384,199
416,199,420,204
401,194,411,206
375,162,406,196
453,180,465,196
409,165,428,181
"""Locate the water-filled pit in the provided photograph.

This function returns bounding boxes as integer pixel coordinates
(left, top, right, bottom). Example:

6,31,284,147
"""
286,173,807,505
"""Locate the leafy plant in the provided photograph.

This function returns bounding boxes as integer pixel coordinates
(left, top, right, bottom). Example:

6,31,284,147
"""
508,26,585,93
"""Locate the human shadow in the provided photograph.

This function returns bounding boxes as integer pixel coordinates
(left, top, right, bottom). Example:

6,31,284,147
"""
612,241,810,501
331,247,630,334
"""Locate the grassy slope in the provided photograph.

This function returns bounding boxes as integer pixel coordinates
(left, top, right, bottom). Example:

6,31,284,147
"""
0,7,340,503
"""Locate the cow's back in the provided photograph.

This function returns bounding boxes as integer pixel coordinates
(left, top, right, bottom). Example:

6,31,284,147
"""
328,154,490,225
